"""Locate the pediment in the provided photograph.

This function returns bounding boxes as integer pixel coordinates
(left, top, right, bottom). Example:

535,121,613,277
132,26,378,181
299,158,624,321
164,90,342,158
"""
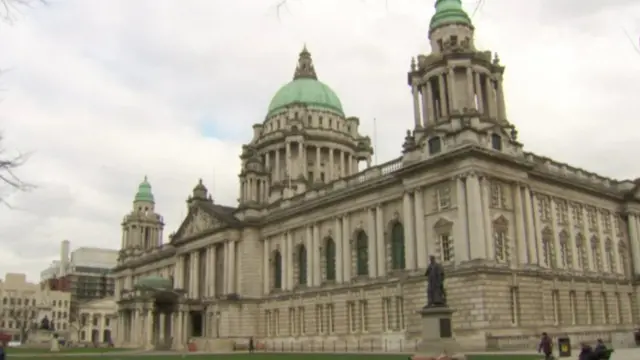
172,203,239,243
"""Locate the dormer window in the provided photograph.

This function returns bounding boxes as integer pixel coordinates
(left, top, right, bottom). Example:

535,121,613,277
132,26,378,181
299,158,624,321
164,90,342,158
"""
450,35,458,45
437,39,444,52
491,134,502,151
428,137,442,155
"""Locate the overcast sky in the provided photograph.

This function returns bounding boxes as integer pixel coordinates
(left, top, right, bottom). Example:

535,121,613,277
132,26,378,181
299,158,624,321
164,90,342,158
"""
0,0,638,281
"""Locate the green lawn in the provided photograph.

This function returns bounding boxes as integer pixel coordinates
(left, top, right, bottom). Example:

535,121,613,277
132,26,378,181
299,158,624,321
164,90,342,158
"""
6,352,543,360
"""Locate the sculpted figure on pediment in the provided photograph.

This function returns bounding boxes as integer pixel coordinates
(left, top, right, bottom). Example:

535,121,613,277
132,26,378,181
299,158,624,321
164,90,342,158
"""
184,211,223,237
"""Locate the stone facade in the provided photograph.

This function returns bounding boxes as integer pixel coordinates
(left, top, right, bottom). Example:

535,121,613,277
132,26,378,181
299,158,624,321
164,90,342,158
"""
69,297,117,344
112,0,640,352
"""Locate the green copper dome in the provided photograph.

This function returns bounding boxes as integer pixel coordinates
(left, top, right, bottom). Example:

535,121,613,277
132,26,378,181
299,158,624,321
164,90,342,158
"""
267,46,344,117
134,176,154,203
429,0,472,31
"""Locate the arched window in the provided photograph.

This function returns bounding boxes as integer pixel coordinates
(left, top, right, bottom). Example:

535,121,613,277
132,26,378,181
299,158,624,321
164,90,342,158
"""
274,251,282,289
325,238,336,281
356,231,369,276
298,245,308,285
390,223,405,270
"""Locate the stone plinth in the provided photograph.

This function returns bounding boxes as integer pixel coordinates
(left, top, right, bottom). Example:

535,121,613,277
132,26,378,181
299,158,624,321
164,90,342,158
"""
50,336,60,352
413,306,466,360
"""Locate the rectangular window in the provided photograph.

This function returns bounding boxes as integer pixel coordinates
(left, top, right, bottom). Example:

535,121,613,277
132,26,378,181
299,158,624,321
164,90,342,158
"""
569,291,577,325
394,297,404,330
288,307,296,335
273,309,280,335
359,300,368,333
382,297,392,332
440,234,453,262
601,292,609,324
265,310,272,336
510,287,520,325
315,305,324,334
297,306,305,335
326,304,334,334
629,293,635,324
552,290,560,325
615,293,623,324
347,301,357,333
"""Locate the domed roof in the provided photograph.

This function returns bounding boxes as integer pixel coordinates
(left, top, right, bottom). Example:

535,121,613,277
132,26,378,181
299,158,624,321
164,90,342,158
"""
267,46,344,117
136,276,172,290
429,0,472,31
134,176,154,203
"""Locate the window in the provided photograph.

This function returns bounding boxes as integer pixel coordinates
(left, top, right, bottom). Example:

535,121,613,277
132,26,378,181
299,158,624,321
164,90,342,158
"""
587,208,598,229
325,238,336,281
615,293,623,324
390,223,405,270
493,217,509,263
559,232,570,268
297,306,305,335
297,245,308,286
288,308,296,335
619,243,629,276
601,292,609,324
490,182,506,208
586,292,594,325
628,293,635,324
315,305,324,334
591,237,602,271
552,290,560,325
606,239,616,273
435,186,451,210
273,251,282,289
326,304,334,334
394,297,404,330
509,287,520,325
355,231,369,276
576,234,587,270
556,199,569,224
439,234,454,262
382,298,392,331
490,133,502,151
542,230,555,268
347,301,357,333
569,291,577,325
359,300,369,332
428,137,442,155
273,309,280,335
603,211,612,232
539,196,551,222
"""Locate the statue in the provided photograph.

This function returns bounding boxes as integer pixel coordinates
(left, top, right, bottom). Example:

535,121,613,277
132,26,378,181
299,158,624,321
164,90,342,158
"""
40,315,51,330
425,255,447,307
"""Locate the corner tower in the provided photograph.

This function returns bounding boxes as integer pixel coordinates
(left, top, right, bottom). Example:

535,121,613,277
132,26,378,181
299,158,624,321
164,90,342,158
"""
238,46,373,208
119,176,165,263
406,0,521,157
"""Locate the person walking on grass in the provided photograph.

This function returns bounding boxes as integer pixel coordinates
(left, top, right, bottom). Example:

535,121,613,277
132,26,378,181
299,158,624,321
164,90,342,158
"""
538,332,553,360
249,336,255,353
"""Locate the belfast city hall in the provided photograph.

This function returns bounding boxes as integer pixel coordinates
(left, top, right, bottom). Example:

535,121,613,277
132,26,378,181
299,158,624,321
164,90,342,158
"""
112,0,640,352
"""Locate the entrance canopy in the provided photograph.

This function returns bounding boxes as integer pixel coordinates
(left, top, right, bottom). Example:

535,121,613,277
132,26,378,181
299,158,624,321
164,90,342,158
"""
133,276,183,302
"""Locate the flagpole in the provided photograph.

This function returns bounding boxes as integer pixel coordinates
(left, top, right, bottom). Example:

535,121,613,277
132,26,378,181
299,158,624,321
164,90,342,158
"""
373,117,378,165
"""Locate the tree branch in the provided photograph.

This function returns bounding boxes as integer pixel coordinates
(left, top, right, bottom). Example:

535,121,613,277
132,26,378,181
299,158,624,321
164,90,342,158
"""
0,0,46,24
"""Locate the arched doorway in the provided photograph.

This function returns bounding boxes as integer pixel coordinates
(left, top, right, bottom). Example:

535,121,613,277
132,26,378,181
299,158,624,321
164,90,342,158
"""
103,329,111,344
91,329,99,343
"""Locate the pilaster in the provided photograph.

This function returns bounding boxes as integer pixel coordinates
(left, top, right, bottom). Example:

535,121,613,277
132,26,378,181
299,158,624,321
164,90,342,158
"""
402,191,416,269
454,175,470,262
513,183,528,265
466,173,485,260
367,208,378,277
414,188,427,269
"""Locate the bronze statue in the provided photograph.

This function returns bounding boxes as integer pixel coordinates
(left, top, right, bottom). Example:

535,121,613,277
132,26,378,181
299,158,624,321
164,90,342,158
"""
40,315,51,330
425,255,447,307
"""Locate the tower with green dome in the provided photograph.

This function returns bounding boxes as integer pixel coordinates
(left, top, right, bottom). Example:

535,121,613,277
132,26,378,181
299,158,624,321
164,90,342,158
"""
237,45,374,208
119,176,165,255
405,0,519,158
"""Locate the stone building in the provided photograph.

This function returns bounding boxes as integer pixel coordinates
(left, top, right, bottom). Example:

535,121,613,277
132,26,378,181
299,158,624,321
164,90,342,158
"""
69,297,117,344
0,273,71,342
112,0,640,351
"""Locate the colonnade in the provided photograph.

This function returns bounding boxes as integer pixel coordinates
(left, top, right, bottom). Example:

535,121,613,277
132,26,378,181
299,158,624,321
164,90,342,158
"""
411,66,507,128
173,240,236,299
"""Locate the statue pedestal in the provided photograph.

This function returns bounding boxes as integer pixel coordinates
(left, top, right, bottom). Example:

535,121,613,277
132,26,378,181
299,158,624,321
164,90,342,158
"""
413,306,466,360
50,337,60,352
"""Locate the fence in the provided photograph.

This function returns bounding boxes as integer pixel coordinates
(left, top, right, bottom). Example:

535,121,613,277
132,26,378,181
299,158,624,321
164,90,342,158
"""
258,338,422,353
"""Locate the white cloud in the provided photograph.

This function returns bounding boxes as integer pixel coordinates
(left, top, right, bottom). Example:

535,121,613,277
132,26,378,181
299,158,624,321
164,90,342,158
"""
0,0,639,280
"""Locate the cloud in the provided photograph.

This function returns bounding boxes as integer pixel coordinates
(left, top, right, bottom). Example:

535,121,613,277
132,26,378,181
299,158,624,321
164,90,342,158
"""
0,0,639,280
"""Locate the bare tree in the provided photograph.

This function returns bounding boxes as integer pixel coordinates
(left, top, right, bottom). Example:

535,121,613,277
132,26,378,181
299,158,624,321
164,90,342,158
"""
68,306,87,343
0,0,45,23
2,306,38,343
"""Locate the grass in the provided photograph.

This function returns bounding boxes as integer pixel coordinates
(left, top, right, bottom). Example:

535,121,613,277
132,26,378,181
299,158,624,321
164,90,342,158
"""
5,352,543,360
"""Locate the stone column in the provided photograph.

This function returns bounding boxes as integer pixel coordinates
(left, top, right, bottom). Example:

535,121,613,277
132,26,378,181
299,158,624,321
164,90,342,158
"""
447,67,457,112
204,248,211,297
610,212,621,273
402,191,416,269
629,214,640,275
132,309,139,345
496,77,507,121
275,148,280,182
480,177,494,259
474,72,484,113
285,142,291,181
484,75,496,118
466,67,474,109
513,184,528,265
341,215,351,281
281,233,289,290
189,252,196,298
263,239,270,294
315,147,321,181
438,73,448,118
348,156,353,176
532,193,545,266
549,198,563,268
414,188,427,268
159,313,165,341
454,175,470,262
523,187,538,264
301,143,307,179
367,208,378,277
145,309,153,349
228,240,236,294
420,85,430,127
581,207,594,270
425,78,435,122
375,205,385,277
412,82,422,128
334,217,343,282
340,151,346,177
466,173,486,259
328,148,334,181
596,211,608,271
305,226,313,285
567,203,579,270
312,224,321,286
210,247,217,297
286,232,294,289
